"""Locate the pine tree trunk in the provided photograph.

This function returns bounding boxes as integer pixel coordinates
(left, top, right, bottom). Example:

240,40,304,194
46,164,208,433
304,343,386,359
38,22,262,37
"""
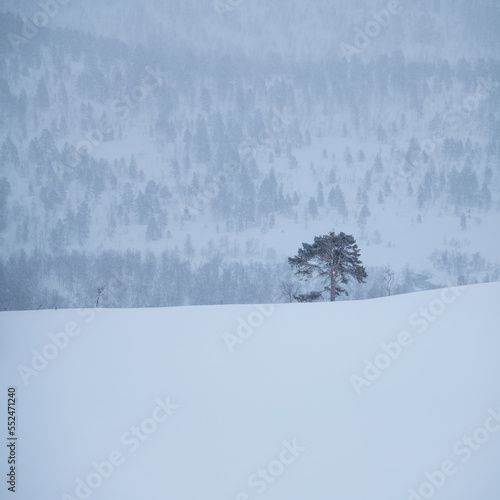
330,273,335,301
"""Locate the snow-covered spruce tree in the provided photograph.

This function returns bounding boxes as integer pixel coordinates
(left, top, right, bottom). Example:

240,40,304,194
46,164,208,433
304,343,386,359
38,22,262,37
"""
288,232,367,301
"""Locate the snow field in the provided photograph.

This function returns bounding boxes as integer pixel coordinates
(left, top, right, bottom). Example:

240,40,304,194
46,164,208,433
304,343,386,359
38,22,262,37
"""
0,282,499,499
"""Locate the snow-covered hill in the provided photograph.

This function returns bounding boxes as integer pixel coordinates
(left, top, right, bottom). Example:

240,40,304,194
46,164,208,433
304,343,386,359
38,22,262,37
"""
1,282,499,499
1,1,499,310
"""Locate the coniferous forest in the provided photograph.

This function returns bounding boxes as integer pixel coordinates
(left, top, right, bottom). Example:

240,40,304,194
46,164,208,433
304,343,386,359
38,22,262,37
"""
0,0,499,310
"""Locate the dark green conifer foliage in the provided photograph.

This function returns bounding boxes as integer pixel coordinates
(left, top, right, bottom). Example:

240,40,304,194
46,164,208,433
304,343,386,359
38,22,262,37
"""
289,231,367,301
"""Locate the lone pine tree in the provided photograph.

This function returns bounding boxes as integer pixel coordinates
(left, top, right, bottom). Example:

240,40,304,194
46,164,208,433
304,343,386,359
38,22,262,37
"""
288,231,367,301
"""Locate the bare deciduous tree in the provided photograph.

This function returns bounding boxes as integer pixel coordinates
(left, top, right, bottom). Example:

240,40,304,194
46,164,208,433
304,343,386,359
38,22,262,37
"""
280,280,301,303
95,285,107,307
382,266,395,296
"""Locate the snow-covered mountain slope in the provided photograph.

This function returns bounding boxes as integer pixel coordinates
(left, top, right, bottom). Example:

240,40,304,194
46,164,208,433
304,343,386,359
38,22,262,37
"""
1,1,500,310
1,282,499,499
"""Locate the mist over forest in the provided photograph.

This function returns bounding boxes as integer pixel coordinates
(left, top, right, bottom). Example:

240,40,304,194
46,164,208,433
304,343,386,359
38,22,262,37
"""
1,0,499,310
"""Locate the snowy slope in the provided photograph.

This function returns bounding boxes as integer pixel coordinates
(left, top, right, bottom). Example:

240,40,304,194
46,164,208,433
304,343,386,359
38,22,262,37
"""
1,282,499,499
2,1,500,310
